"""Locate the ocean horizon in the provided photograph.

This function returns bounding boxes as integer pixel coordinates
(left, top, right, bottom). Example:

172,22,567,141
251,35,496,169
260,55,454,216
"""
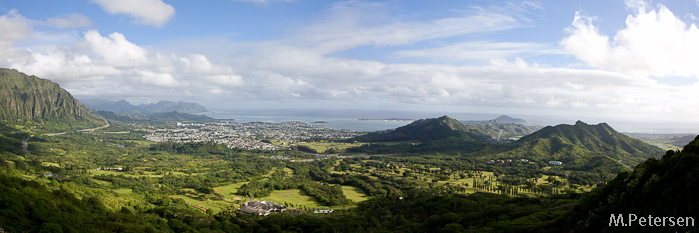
195,109,699,134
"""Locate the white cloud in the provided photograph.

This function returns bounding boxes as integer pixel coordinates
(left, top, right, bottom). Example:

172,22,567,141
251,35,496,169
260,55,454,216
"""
9,50,121,82
292,1,520,53
81,30,150,67
0,9,32,49
135,70,179,87
4,3,699,124
44,13,92,28
392,41,556,61
92,0,175,27
203,75,244,86
561,2,699,78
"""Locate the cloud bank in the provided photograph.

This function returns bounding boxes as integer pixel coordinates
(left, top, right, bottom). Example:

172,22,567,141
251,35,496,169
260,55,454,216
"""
561,1,699,78
92,0,175,27
2,1,698,124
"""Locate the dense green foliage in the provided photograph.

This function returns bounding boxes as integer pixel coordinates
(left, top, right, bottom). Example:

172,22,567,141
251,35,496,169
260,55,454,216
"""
0,73,689,232
0,117,696,233
558,136,699,232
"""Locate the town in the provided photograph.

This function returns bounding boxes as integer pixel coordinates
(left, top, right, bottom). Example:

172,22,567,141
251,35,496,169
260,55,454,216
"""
143,121,364,150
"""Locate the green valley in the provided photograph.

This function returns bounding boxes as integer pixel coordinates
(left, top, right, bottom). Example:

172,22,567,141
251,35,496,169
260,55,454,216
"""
0,69,695,233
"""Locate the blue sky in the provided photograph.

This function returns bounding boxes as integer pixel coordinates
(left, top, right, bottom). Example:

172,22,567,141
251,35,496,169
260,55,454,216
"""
1,0,699,127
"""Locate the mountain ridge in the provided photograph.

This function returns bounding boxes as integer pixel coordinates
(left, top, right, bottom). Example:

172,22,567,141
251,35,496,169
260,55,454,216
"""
557,135,699,232
492,120,664,172
353,115,484,142
82,98,208,115
0,68,103,131
95,110,217,123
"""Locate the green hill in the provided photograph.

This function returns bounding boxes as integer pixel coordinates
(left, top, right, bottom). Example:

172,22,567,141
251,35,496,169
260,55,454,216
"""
557,136,699,232
496,121,663,171
353,115,485,142
462,119,539,141
349,116,490,154
0,69,104,132
355,115,537,143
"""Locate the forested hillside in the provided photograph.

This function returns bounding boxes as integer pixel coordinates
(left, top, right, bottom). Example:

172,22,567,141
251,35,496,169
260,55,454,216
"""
493,121,663,172
557,136,699,232
0,69,104,131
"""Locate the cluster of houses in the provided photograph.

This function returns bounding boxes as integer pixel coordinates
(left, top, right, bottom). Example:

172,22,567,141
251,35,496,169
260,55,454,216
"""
96,167,123,171
176,122,205,127
145,121,362,151
238,201,286,216
487,159,529,164
237,201,336,216
548,161,563,166
485,159,562,166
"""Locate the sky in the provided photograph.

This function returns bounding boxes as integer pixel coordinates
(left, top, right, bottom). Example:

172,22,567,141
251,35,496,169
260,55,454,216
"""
1,0,699,128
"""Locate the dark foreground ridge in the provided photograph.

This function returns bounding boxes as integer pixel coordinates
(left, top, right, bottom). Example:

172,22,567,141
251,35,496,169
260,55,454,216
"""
556,135,699,232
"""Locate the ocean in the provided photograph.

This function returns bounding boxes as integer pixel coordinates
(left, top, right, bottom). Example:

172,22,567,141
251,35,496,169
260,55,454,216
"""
200,109,500,132
197,108,699,134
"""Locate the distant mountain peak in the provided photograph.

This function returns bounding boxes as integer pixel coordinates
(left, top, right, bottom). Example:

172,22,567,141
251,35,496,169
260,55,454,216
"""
353,115,480,142
494,115,526,124
82,98,207,115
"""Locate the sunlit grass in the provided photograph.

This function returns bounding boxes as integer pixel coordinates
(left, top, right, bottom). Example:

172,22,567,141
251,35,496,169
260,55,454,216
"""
258,189,327,209
341,185,367,203
214,182,248,201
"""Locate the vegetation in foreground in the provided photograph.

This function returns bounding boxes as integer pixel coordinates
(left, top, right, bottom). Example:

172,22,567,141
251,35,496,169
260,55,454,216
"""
0,119,696,232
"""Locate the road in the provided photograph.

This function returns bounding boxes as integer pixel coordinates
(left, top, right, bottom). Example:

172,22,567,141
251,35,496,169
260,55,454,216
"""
44,122,110,136
21,122,109,155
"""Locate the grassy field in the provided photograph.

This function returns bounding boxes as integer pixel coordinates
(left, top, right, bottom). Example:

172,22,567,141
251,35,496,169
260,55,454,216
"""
214,182,248,201
259,189,328,209
172,195,227,213
90,178,111,186
341,185,368,203
117,139,157,147
297,141,366,153
283,167,294,176
115,188,132,194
